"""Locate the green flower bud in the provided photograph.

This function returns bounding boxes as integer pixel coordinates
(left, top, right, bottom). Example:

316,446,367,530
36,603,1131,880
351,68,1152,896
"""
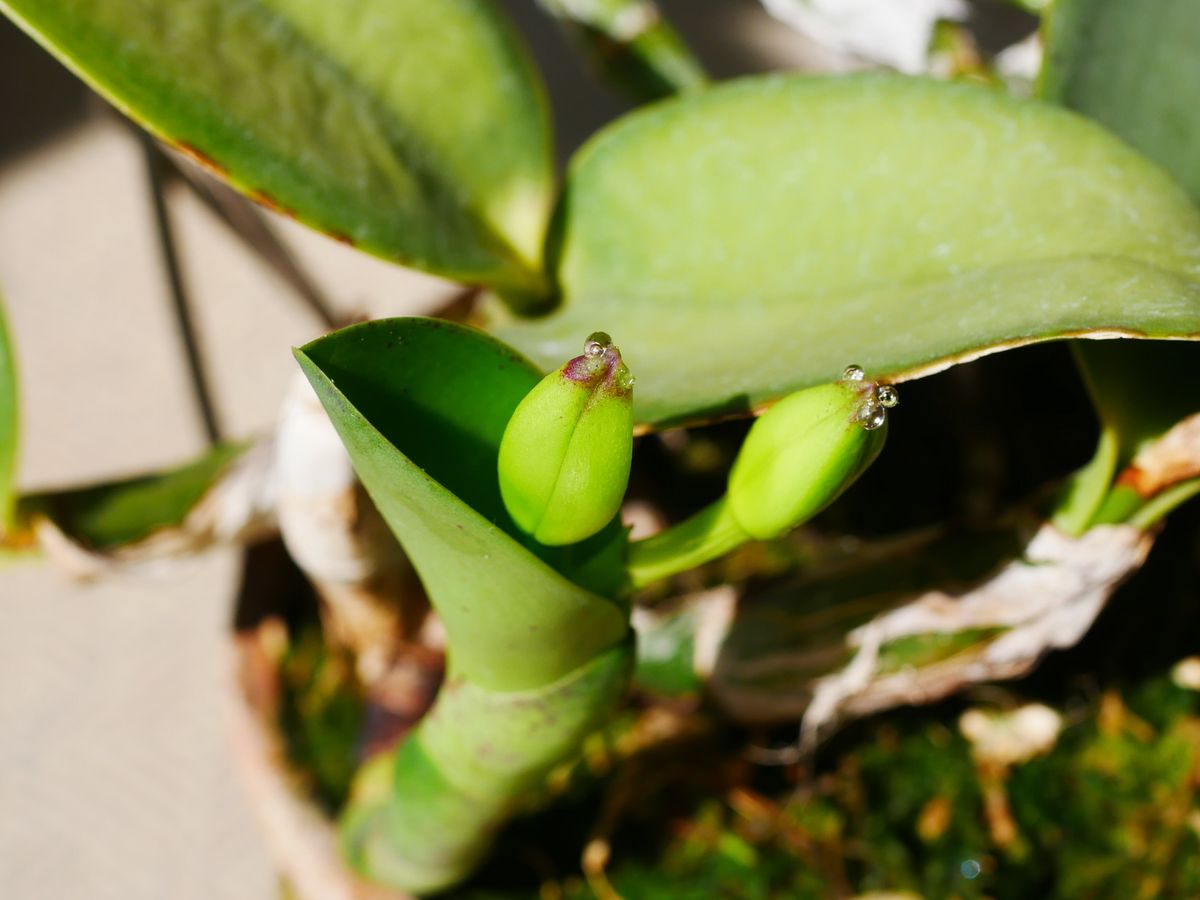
727,365,895,540
498,333,634,546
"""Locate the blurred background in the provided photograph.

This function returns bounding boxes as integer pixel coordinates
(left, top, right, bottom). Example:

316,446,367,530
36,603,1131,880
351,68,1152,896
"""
0,3,834,897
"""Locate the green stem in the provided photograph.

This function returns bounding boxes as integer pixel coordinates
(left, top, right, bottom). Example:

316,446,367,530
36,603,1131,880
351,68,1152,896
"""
344,643,632,894
627,496,750,588
1127,478,1200,530
1087,476,1200,532
1090,483,1143,527
1050,425,1119,536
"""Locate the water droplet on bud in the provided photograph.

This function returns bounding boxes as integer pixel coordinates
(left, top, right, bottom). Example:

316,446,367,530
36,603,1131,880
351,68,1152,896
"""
842,364,865,382
856,400,887,431
877,384,899,408
584,332,612,357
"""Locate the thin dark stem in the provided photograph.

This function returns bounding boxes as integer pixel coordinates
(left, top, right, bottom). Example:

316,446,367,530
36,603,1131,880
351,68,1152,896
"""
139,132,222,444
164,154,339,330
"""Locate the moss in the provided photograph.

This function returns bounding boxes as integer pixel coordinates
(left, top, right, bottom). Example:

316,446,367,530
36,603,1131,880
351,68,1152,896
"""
449,670,1200,899
277,625,365,813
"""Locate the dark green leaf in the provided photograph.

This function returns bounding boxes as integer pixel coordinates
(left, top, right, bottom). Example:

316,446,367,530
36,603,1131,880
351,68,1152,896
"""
0,0,554,296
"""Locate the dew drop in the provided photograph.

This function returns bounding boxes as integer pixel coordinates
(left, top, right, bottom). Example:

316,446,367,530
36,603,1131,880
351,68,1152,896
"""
584,332,612,357
842,364,866,382
856,400,887,431
877,384,899,408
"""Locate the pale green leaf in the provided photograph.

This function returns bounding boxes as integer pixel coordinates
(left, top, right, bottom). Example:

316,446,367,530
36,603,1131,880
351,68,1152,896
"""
496,74,1200,427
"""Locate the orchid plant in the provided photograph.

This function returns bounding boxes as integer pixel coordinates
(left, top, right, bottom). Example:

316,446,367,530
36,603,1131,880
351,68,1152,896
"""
1,0,1198,894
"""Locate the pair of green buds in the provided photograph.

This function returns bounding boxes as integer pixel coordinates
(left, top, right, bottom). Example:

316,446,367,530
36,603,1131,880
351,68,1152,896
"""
498,335,896,549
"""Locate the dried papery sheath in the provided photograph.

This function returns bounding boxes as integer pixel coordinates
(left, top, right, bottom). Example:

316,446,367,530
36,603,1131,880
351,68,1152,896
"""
498,332,634,545
727,366,894,539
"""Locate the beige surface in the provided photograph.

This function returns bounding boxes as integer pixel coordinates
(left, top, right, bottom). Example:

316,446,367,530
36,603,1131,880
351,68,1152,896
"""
0,554,271,899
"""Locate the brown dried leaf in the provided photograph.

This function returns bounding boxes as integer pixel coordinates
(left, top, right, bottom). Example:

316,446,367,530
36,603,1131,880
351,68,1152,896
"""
799,524,1152,747
1119,413,1200,497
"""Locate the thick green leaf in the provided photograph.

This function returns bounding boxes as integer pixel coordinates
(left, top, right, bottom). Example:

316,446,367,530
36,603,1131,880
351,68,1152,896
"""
295,318,628,692
0,0,553,295
495,74,1200,427
1042,0,1200,200
0,292,16,532
20,443,246,551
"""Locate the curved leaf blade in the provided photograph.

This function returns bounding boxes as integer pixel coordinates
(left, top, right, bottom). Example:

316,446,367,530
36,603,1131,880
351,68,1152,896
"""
0,0,554,294
21,442,247,551
295,319,628,692
496,74,1200,427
